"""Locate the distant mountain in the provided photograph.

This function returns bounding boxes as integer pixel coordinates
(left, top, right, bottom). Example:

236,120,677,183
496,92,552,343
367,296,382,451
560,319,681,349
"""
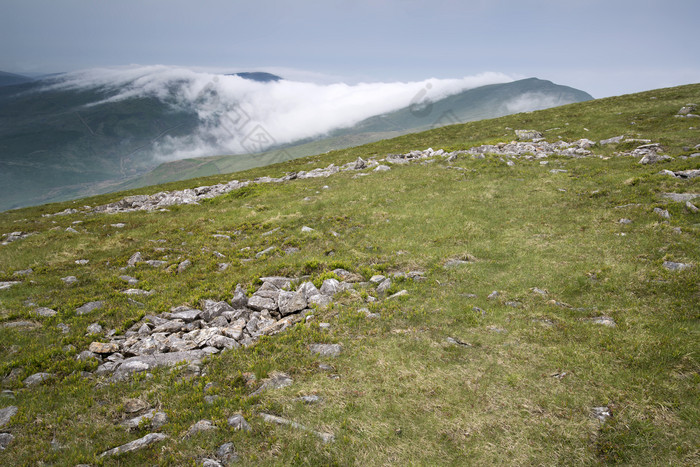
227,72,282,82
0,71,33,87
0,72,591,212
127,78,593,189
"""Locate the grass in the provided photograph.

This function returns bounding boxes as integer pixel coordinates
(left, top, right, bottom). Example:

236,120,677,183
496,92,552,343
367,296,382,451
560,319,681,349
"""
0,83,698,465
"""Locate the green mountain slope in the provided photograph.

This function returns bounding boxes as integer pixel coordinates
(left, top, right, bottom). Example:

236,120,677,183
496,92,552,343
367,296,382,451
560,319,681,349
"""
0,83,698,465
128,78,592,189
0,71,33,87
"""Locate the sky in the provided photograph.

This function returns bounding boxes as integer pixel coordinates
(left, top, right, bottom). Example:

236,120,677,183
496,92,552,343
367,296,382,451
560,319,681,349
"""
1,0,699,98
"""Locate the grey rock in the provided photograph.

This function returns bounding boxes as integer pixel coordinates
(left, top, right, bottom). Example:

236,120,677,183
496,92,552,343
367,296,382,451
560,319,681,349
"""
230,285,248,308
127,252,142,267
251,372,293,396
653,207,670,219
200,300,234,321
65,227,79,233
297,395,323,404
618,218,632,224
61,276,78,285
57,323,70,334
388,290,408,299
177,259,191,273
227,414,251,432
374,165,391,171
660,192,700,202
76,301,104,315
369,274,386,284
260,276,292,289
308,294,332,309
119,275,139,285
86,323,103,335
209,315,229,328
166,308,201,322
121,409,168,430
487,291,499,300
639,153,673,164
591,316,616,327
99,432,168,458
216,442,239,464
22,308,53,319
531,287,548,295
24,372,52,386
663,261,692,271
202,458,224,467
320,278,341,296
13,268,33,276
297,281,321,299
89,342,119,354
255,246,276,258
376,278,392,294
592,406,612,422
515,129,543,140
208,335,240,350
0,406,18,428
260,412,334,443
1,320,40,330
277,290,307,316
686,201,699,213
310,343,342,357
123,398,150,413
75,259,89,265
301,226,315,233
145,260,167,268
152,320,185,333
0,432,14,450
599,135,624,145
111,223,126,228
0,281,20,291
247,295,276,312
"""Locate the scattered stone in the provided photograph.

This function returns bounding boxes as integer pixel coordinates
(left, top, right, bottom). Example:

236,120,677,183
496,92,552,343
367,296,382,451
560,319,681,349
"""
177,259,191,273
685,201,698,212
0,406,18,428
320,278,341,296
260,413,334,443
255,246,276,258
310,343,342,357
473,306,485,316
251,372,293,396
369,275,385,284
0,433,14,450
123,398,150,414
75,259,89,265
531,287,548,295
76,301,104,315
591,316,616,327
57,323,70,334
61,276,78,285
618,218,632,224
111,223,126,228
0,281,20,291
387,290,408,299
663,261,692,271
216,442,239,464
297,395,323,404
592,406,612,422
13,268,32,276
99,432,168,458
376,278,392,294
505,301,522,308
119,275,139,285
301,226,315,233
1,320,40,330
127,252,142,267
661,192,700,202
122,289,154,296
446,337,472,347
86,323,103,335
374,165,391,172
183,419,217,438
653,207,670,219
89,342,119,354
23,372,52,387
487,291,499,300
515,129,543,140
121,409,168,430
227,414,251,432
145,260,167,268
599,135,624,145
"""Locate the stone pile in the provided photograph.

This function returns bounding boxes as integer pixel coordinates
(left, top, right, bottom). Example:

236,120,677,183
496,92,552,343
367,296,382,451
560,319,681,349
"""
460,139,596,159
1,231,33,246
87,269,419,380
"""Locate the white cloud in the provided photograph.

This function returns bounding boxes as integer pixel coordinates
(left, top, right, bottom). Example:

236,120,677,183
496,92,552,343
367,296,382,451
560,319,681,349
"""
46,65,513,160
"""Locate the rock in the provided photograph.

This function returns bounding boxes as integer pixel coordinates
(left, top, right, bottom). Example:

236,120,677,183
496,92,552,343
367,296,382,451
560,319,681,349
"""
0,406,18,428
86,323,103,335
216,442,239,464
686,201,699,213
277,290,307,316
111,223,126,228
121,409,168,430
387,290,408,299
297,281,321,300
1,320,40,330
678,104,697,115
376,278,392,294
618,218,632,224
202,458,224,467
61,276,78,285
145,260,167,268
177,259,191,273
250,372,293,396
89,342,119,354
57,323,70,334
310,343,342,357
0,433,14,450
123,398,150,414
119,275,139,285
65,227,79,233
260,413,334,443
374,165,391,172
675,169,700,179
0,281,20,291
599,135,624,145
308,294,332,309
297,395,323,404
227,414,251,432
255,246,276,258
75,259,89,265
653,207,670,219
531,287,548,295
446,337,472,347
663,261,692,271
24,372,52,387
230,285,248,308
127,252,142,267
639,153,673,164
487,291,499,300
166,307,202,322
592,406,612,422
208,335,240,350
515,129,543,140
76,301,104,315
13,268,33,276
660,192,700,202
247,295,277,312
369,275,386,284
320,278,341,297
591,316,616,327
301,226,315,233
99,432,168,458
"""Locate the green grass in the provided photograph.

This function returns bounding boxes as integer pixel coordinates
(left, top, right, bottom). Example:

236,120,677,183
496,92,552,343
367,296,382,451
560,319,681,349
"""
0,83,698,465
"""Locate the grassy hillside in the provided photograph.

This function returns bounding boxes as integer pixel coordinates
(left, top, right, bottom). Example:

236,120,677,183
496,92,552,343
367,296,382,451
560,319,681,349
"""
0,84,698,465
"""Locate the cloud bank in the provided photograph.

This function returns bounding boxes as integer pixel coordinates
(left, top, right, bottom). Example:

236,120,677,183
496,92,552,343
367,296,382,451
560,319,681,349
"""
47,66,513,160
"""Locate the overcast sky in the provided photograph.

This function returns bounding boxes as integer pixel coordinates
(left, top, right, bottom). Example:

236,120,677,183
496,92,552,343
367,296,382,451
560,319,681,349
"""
1,0,698,98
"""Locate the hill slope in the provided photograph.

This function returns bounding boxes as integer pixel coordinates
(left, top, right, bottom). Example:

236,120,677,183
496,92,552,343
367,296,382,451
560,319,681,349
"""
0,84,697,465
0,71,33,87
126,78,592,189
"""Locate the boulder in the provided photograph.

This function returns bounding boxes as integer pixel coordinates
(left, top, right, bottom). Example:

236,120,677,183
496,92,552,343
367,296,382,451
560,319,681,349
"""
277,290,307,316
100,432,168,458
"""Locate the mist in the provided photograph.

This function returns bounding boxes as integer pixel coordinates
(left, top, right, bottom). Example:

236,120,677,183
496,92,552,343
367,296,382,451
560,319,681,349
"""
46,66,513,160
